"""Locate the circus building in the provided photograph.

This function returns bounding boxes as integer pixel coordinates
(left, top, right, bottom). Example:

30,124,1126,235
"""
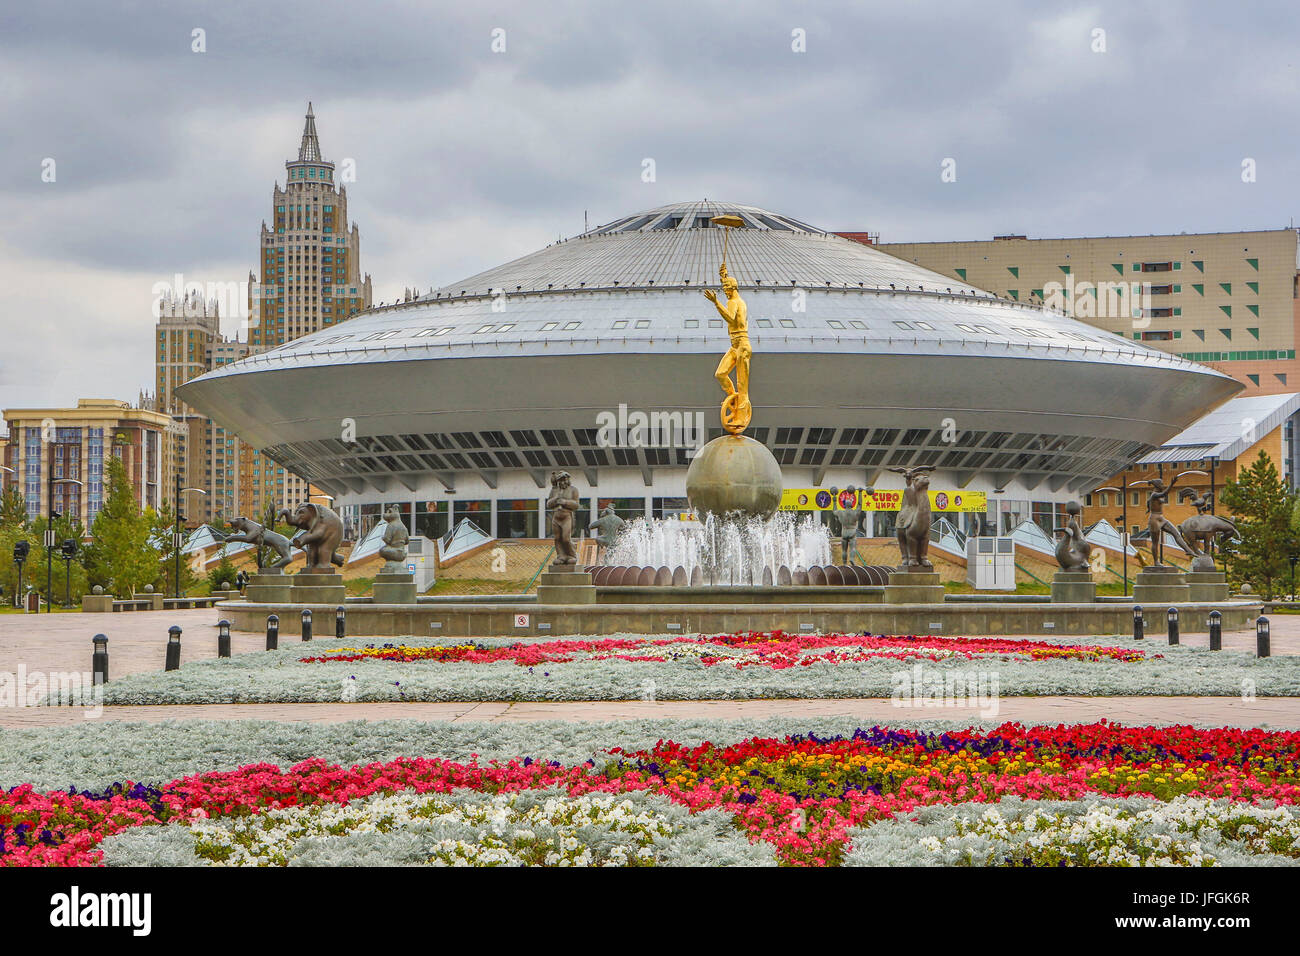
179,200,1241,543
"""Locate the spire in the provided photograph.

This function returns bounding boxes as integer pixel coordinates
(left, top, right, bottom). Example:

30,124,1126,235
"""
298,102,322,162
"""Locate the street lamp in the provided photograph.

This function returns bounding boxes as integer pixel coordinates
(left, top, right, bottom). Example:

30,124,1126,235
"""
60,538,76,607
46,472,82,614
1095,480,1129,595
173,473,207,599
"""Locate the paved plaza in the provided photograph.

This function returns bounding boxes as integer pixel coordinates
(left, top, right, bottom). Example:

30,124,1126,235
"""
2,608,1296,729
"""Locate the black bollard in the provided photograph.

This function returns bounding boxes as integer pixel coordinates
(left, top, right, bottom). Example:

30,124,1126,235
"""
91,634,108,685
1132,605,1144,641
165,625,181,671
1166,607,1179,646
1257,616,1271,658
218,619,231,658
301,608,312,642
1208,610,1222,651
266,614,279,651
336,605,346,640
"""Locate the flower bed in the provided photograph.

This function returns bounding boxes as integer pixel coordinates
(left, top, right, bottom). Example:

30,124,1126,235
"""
59,631,1300,705
4,721,1299,867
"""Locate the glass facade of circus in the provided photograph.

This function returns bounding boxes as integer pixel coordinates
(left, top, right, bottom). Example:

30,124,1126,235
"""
179,201,1242,542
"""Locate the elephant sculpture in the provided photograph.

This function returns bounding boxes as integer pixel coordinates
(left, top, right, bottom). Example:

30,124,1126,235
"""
281,501,345,572
217,517,294,570
890,466,935,569
1053,501,1093,572
1177,489,1239,571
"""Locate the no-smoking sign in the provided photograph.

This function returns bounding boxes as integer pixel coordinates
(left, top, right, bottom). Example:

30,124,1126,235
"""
514,614,530,628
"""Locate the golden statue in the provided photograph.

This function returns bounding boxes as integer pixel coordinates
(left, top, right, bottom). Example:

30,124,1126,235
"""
703,215,752,434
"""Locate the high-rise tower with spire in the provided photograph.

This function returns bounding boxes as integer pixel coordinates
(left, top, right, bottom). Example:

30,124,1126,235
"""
154,104,373,525
250,103,373,348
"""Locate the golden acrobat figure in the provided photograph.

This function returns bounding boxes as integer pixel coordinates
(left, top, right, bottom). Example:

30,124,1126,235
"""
703,218,752,434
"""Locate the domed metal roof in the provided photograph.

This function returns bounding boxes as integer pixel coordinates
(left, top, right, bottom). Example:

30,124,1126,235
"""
425,200,987,300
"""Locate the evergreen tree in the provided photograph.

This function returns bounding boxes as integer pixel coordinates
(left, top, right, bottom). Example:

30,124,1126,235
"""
151,502,198,595
1219,450,1297,599
82,456,158,598
0,486,28,530
207,545,238,591
25,514,89,606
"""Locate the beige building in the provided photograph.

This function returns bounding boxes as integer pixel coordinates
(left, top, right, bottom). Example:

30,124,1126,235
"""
153,104,373,524
1,399,180,526
873,229,1300,394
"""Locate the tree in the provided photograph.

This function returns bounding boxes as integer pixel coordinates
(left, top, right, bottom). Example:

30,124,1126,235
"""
207,546,238,591
151,501,198,595
1219,450,1297,599
0,487,28,530
81,456,158,598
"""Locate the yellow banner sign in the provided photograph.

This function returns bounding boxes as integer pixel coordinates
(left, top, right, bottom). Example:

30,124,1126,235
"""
779,488,986,513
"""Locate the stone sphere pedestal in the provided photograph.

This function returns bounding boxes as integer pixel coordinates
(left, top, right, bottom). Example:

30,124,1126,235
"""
372,572,417,604
685,434,782,520
290,571,347,606
246,567,293,604
537,564,596,605
1186,570,1229,603
1132,566,1190,605
884,569,945,604
1051,570,1096,603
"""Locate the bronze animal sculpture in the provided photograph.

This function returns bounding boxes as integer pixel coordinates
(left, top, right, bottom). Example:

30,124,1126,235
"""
1176,488,1239,571
1053,500,1093,572
378,505,410,573
890,466,935,569
281,501,345,572
217,516,294,570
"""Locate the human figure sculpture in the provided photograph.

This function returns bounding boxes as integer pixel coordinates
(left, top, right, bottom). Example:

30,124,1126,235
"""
547,471,580,565
378,505,410,573
1053,500,1093,572
702,262,752,434
890,466,935,569
216,516,294,570
1176,489,1240,570
1137,476,1197,568
830,485,872,565
588,504,626,563
280,501,345,572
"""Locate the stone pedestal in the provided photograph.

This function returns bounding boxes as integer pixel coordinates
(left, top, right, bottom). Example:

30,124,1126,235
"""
1132,566,1190,606
536,564,597,605
81,593,113,613
210,589,240,603
135,592,164,610
1186,570,1230,603
1051,570,1096,603
372,572,417,605
245,569,293,604
884,569,945,604
291,572,347,606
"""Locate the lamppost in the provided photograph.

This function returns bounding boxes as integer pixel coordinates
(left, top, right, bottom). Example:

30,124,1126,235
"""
46,472,83,613
60,538,76,607
173,472,207,598
1095,478,1129,596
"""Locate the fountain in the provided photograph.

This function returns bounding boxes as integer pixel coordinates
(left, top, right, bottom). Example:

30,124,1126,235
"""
603,511,833,585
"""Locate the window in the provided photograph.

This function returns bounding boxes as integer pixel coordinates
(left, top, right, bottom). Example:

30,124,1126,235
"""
828,320,845,329
562,321,580,330
540,322,557,332
634,320,650,329
612,320,628,329
779,319,795,328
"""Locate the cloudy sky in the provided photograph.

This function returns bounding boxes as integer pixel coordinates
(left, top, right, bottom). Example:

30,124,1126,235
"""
1,0,1297,411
